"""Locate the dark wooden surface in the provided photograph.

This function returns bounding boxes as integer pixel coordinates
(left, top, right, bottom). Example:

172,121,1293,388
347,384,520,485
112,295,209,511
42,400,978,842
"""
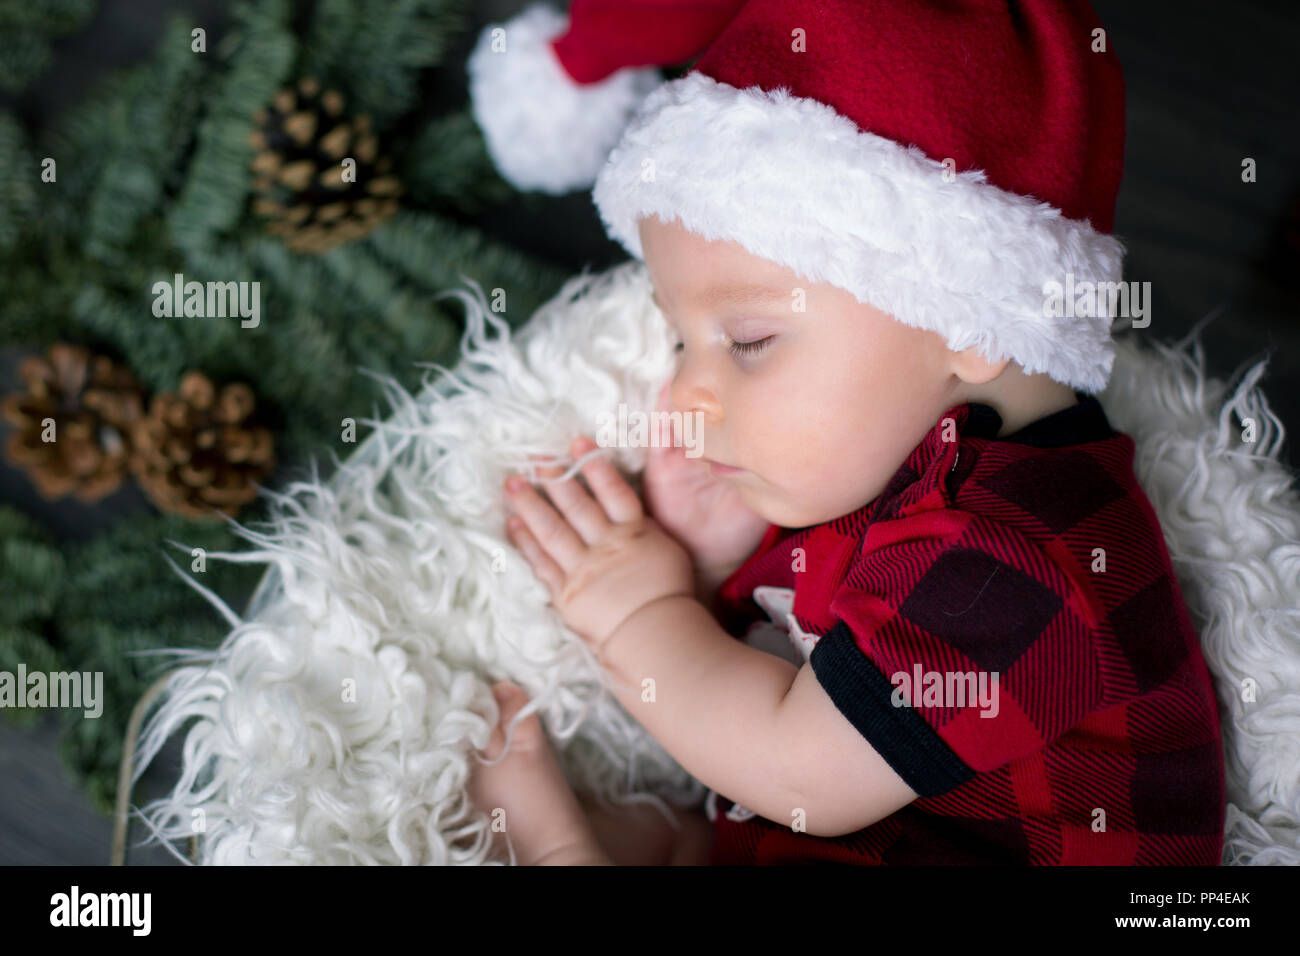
1,0,1297,865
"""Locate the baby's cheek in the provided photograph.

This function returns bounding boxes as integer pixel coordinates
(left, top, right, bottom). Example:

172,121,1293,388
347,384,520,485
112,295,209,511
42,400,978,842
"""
812,434,893,513
760,440,847,521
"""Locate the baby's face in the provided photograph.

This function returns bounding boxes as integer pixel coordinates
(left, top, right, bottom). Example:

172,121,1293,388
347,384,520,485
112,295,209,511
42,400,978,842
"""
639,214,964,529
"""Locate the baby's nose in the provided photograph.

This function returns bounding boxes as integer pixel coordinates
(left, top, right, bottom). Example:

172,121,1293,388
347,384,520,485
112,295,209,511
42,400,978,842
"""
666,374,720,420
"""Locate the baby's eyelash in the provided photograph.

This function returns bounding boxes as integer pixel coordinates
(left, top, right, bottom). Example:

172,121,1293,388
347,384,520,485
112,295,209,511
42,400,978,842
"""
671,336,775,357
728,336,774,357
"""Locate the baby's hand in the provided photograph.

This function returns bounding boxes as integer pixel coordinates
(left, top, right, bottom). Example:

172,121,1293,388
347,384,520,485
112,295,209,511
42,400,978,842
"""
642,381,770,581
504,435,695,654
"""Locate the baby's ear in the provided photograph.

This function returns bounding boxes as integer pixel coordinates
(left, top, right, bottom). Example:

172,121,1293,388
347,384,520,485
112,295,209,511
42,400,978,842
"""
948,342,1012,387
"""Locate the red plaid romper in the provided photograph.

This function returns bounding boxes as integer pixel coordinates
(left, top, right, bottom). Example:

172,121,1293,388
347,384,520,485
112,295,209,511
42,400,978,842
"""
705,394,1226,865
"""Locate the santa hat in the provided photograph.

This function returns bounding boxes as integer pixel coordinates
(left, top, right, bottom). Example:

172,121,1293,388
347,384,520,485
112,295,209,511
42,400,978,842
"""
467,0,1128,394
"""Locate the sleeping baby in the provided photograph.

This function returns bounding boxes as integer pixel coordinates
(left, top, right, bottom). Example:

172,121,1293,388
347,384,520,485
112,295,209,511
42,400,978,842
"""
466,0,1225,865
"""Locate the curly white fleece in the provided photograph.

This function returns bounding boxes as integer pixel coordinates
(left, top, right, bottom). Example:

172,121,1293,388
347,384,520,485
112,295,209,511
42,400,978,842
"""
128,263,1300,866
130,262,705,865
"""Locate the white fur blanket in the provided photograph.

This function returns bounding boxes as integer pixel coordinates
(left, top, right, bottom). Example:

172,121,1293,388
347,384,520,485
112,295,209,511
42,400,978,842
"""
130,261,1300,865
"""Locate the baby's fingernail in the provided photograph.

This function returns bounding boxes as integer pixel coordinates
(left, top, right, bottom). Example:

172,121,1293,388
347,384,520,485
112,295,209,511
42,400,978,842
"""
506,475,524,493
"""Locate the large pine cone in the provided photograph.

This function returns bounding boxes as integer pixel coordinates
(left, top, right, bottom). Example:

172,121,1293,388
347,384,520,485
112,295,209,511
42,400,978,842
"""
129,371,274,519
248,76,402,254
1,343,144,502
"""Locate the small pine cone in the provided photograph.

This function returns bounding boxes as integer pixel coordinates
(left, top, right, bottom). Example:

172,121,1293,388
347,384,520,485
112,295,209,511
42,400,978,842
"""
248,76,402,254
1,343,144,502
129,371,274,519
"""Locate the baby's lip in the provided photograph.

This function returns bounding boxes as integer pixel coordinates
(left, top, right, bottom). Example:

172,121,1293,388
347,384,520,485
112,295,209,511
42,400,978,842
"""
702,458,745,474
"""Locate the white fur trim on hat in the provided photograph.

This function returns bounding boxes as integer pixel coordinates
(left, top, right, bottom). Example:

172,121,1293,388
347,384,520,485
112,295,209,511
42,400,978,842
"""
467,2,663,195
592,71,1127,393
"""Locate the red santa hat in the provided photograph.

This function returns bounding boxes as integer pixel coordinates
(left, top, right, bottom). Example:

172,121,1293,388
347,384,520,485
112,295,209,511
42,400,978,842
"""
467,0,1128,393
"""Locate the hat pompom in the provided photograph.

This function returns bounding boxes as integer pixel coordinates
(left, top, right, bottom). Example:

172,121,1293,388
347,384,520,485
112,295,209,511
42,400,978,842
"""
467,3,662,194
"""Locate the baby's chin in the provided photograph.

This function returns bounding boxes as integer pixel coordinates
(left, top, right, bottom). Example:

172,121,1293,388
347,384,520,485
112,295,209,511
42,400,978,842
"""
739,477,883,529
733,480,838,529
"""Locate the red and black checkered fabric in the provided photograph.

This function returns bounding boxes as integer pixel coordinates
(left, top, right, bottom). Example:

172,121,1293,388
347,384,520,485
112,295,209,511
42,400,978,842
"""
706,394,1226,865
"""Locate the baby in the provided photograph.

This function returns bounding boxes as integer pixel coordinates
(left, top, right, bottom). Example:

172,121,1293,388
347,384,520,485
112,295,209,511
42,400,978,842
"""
466,0,1226,865
471,213,1225,866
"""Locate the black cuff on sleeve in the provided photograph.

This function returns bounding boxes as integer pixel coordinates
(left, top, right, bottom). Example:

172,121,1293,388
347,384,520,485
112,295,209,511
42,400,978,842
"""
810,620,975,799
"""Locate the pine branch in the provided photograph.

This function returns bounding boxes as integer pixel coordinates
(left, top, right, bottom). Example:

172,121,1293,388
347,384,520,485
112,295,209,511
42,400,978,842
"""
167,0,296,253
300,0,468,130
363,208,570,330
0,504,66,730
34,73,135,239
0,0,97,94
0,504,64,628
82,17,209,265
50,512,266,814
0,111,37,254
400,109,512,215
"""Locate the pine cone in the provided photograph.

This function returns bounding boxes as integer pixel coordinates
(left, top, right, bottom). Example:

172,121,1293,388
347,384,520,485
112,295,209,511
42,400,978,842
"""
129,371,275,519
248,76,402,254
1,343,144,502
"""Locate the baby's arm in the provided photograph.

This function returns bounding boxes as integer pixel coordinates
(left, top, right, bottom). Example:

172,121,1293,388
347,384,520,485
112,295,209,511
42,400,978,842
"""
693,555,745,607
602,596,919,837
504,439,913,841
